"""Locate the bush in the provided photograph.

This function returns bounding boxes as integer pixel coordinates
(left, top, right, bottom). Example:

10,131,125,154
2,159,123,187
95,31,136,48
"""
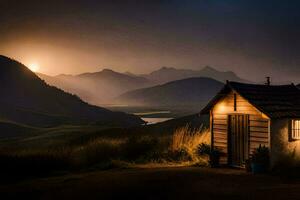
250,145,270,173
196,143,222,167
197,143,211,155
251,145,270,165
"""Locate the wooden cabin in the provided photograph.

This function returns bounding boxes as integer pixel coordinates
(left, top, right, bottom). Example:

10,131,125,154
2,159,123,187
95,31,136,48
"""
201,81,300,167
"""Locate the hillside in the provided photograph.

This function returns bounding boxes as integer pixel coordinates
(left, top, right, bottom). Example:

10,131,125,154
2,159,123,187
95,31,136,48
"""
38,69,152,105
116,77,224,108
0,55,143,127
141,66,247,84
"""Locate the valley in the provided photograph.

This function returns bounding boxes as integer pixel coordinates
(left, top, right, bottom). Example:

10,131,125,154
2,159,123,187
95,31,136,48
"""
1,1,300,199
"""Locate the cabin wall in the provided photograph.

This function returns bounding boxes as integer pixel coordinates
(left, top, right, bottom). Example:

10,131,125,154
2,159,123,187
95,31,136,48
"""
211,91,270,164
270,119,300,167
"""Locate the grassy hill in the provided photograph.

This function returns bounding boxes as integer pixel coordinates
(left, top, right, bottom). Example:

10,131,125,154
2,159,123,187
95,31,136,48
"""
0,55,143,128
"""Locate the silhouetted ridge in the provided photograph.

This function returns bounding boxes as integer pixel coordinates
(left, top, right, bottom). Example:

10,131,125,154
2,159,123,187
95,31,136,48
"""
116,77,224,107
142,65,248,84
0,55,143,127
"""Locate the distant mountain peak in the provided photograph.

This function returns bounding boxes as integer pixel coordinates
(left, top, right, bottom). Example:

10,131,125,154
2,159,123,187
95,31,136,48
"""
125,71,138,77
101,68,115,73
160,66,176,70
201,65,218,72
200,66,235,75
56,73,74,78
76,68,121,78
143,65,248,84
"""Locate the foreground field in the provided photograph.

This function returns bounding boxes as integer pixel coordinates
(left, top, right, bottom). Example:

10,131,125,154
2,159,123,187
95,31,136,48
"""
2,167,300,200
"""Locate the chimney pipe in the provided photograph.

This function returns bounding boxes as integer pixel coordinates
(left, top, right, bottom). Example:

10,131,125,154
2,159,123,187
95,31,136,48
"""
265,77,271,86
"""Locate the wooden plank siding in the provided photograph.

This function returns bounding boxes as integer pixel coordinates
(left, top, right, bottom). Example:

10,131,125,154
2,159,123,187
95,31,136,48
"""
212,114,228,164
211,91,270,165
249,116,269,154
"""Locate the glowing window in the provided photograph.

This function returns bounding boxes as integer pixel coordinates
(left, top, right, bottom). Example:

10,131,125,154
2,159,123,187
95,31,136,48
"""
292,120,300,140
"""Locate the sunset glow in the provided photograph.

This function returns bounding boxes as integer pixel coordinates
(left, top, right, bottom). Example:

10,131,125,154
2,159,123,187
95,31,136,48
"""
28,63,40,72
0,1,300,198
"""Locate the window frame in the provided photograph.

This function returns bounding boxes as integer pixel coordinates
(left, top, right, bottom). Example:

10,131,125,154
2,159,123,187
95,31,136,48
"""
291,119,300,140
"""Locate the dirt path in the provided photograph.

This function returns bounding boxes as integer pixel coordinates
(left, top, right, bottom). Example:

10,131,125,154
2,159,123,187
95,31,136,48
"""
1,167,300,200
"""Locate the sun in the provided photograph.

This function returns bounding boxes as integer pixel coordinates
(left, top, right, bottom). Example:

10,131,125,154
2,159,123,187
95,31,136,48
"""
28,63,40,72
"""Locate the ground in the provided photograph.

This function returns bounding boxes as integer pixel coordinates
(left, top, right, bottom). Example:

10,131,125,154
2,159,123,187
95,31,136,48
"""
1,167,300,200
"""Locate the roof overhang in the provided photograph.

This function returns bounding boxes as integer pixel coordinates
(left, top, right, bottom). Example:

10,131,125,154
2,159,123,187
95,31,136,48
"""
200,82,271,119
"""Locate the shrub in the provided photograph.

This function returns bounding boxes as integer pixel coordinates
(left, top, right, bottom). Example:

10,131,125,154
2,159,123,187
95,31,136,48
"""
196,143,222,167
251,145,270,166
197,143,211,156
250,145,270,173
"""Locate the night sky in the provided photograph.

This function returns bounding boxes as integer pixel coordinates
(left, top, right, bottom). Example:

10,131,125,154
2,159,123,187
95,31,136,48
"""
0,0,299,83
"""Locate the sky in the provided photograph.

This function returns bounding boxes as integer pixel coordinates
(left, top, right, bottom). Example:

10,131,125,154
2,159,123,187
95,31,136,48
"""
0,0,300,83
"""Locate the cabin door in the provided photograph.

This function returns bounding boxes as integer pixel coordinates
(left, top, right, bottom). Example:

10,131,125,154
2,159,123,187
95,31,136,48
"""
228,114,249,167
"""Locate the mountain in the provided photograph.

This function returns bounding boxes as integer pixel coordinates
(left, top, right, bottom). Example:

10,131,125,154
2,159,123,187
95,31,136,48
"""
0,55,143,127
38,66,246,106
116,77,224,108
38,69,152,105
141,66,247,84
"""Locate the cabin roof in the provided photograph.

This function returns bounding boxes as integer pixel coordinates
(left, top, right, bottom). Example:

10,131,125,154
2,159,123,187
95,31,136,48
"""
201,81,300,118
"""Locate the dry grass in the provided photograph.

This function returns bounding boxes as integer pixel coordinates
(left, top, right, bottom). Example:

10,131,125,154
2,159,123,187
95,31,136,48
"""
0,123,211,181
169,124,210,163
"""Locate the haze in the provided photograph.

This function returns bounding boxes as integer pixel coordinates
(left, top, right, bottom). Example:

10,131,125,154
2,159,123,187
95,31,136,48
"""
0,0,300,83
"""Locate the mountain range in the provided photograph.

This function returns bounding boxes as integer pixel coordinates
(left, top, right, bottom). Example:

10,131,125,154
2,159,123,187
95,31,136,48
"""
140,66,247,84
37,69,152,105
116,77,224,108
38,66,246,106
0,55,143,127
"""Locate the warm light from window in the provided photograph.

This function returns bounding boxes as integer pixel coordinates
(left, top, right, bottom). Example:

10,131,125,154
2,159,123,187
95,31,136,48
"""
216,102,226,113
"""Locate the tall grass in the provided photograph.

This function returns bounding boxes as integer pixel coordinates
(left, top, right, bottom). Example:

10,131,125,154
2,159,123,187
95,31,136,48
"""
0,123,210,181
169,124,210,162
72,138,124,168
